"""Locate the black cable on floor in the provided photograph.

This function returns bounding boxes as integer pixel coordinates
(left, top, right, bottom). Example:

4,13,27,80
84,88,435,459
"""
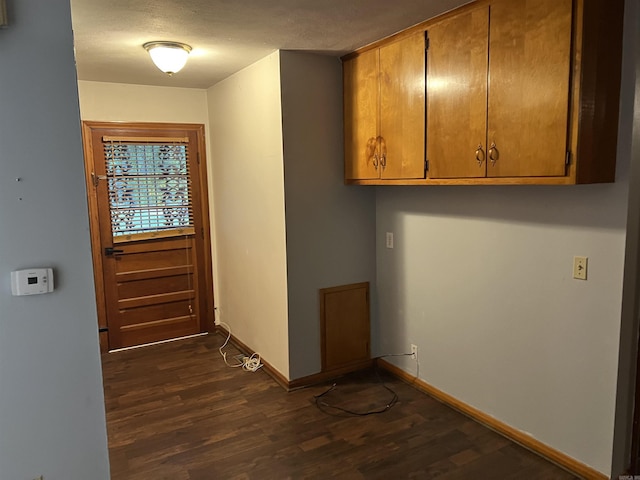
313,353,411,417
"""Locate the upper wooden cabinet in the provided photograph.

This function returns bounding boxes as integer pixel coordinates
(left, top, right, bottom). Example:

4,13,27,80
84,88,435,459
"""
343,0,624,185
428,0,572,179
427,7,489,179
344,33,426,180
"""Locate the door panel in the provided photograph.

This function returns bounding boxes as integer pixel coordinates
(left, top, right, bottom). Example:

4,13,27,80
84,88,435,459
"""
379,32,425,179
120,300,193,326
427,7,489,178
487,0,572,177
119,315,197,349
118,272,192,298
83,123,213,351
101,199,201,351
344,49,380,180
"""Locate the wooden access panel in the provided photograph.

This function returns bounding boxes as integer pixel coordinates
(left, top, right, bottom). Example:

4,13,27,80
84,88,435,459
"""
320,282,370,372
487,0,572,177
427,6,489,179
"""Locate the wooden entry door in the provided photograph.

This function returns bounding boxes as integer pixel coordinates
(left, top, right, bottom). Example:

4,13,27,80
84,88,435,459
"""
82,122,214,351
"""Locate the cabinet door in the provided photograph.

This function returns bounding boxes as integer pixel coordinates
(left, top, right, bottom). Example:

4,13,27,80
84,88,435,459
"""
344,49,380,180
427,7,489,178
379,33,426,179
487,0,572,177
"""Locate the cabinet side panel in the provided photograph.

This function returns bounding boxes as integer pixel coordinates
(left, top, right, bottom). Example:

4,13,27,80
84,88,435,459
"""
344,51,380,180
427,7,489,179
487,0,572,177
574,0,624,184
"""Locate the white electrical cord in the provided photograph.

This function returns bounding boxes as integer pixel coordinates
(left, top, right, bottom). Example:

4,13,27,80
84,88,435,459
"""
217,321,263,372
241,353,263,372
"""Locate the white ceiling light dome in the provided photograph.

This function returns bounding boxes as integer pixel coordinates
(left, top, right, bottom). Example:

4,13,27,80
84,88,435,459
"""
143,41,192,75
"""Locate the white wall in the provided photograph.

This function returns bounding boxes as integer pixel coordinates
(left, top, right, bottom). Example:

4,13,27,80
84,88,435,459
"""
375,7,636,472
207,52,290,378
77,81,209,125
0,1,110,478
279,51,377,379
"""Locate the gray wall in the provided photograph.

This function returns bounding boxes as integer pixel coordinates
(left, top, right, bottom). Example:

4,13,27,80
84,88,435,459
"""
612,0,640,475
279,51,377,380
0,0,110,478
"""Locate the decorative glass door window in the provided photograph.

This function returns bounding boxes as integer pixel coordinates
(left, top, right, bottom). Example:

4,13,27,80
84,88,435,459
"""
103,137,194,242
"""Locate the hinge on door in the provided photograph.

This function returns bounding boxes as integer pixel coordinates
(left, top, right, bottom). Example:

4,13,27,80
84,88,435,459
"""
425,159,429,173
565,151,571,166
201,227,205,239
197,152,201,164
91,172,107,187
425,35,430,51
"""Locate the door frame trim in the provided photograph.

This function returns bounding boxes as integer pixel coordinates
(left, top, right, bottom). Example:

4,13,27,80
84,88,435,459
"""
81,121,215,352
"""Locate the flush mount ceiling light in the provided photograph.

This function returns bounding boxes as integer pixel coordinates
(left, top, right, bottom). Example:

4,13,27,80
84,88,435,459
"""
143,41,192,75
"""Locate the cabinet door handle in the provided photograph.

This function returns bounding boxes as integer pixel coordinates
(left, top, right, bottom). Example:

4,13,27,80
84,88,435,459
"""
378,136,387,170
373,153,379,169
489,142,499,166
475,144,485,167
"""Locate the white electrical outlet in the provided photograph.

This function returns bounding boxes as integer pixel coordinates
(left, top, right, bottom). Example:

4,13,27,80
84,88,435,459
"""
411,344,418,360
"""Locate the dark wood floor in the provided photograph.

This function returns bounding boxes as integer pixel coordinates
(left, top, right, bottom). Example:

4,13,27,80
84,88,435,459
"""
102,334,578,479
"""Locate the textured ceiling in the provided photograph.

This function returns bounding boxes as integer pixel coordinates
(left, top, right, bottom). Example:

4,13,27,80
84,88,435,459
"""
70,0,470,89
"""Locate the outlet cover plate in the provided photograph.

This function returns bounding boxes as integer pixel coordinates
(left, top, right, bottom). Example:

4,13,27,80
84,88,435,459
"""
573,256,588,280
386,232,394,249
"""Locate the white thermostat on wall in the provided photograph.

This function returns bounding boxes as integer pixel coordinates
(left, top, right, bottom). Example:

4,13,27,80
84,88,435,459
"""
11,268,54,296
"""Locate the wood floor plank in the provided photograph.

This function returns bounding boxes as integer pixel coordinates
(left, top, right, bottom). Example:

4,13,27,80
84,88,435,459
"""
101,334,578,479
